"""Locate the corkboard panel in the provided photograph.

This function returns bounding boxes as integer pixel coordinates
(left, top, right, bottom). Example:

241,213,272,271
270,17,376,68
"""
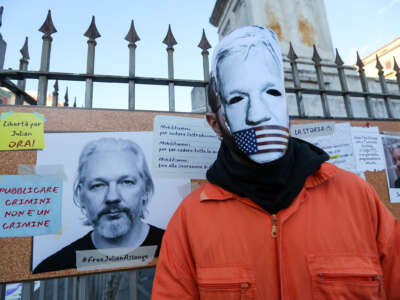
0,106,204,283
0,105,399,282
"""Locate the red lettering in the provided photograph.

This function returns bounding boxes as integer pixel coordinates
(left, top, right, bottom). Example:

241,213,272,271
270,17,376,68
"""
27,209,34,216
4,210,24,217
37,209,50,216
53,186,59,193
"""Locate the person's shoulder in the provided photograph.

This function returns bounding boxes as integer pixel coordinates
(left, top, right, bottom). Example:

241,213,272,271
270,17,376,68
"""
310,162,380,209
33,231,94,273
308,162,368,189
170,181,234,226
181,181,232,206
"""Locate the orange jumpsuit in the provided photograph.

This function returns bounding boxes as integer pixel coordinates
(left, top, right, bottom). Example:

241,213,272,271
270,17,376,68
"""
152,163,400,299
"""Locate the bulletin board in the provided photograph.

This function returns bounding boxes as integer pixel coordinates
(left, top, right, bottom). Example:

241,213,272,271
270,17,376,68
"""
0,105,399,282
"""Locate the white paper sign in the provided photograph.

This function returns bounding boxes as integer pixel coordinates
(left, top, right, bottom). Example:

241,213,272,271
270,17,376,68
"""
152,115,220,179
76,246,157,271
351,127,386,172
292,122,357,173
381,134,400,203
290,122,335,139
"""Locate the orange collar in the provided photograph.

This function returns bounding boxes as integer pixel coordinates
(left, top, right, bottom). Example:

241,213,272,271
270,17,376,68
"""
199,162,338,202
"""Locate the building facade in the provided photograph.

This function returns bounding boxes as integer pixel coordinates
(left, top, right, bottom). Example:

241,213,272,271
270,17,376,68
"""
362,37,400,80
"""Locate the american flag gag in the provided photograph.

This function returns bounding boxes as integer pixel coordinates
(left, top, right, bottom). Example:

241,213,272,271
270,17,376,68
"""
233,125,289,155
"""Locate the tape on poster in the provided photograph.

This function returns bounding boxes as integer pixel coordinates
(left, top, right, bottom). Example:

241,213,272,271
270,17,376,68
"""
17,164,36,175
35,165,68,181
18,164,67,181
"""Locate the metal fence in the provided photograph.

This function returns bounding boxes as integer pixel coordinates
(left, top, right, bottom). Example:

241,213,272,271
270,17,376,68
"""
0,8,399,117
1,5,400,300
1,268,156,300
0,9,211,111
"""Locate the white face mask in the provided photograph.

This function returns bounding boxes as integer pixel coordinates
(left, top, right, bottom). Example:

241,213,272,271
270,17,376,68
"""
218,47,289,164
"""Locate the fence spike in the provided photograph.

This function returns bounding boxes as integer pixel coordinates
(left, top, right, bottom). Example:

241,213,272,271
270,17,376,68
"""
334,48,344,66
198,29,211,51
393,57,399,72
356,51,364,69
73,97,77,107
375,54,383,71
39,10,57,37
311,44,321,64
84,16,101,41
125,20,140,45
20,37,29,60
64,87,69,107
0,6,3,27
288,42,298,61
52,80,59,107
162,24,177,49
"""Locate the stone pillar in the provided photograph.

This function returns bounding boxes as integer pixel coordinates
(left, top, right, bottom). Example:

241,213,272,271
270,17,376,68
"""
210,0,334,60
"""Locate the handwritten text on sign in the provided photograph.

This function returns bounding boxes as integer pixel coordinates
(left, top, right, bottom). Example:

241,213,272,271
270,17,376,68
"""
152,116,220,179
351,126,385,172
0,175,62,237
0,111,45,151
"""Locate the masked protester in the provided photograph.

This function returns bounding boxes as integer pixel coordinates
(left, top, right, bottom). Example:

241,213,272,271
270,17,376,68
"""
152,26,400,299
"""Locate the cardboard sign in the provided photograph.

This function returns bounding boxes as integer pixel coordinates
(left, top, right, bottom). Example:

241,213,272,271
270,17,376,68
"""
0,111,45,151
0,175,62,237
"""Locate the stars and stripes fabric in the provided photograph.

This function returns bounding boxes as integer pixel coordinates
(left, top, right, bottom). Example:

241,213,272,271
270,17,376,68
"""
233,125,289,155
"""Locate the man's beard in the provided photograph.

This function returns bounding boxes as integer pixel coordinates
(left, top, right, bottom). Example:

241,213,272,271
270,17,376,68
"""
91,203,142,240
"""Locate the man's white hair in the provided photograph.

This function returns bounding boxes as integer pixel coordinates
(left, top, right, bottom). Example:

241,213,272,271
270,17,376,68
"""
211,25,284,97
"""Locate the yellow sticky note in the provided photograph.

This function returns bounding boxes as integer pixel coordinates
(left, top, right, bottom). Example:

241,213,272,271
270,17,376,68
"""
0,111,46,151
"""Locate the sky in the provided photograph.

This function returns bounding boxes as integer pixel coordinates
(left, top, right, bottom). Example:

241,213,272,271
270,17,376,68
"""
1,0,399,111
324,0,400,64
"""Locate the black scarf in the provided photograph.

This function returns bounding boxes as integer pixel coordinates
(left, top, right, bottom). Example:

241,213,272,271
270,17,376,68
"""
206,137,329,214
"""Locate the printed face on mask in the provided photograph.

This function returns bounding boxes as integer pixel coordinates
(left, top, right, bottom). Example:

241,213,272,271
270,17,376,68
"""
217,47,289,164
